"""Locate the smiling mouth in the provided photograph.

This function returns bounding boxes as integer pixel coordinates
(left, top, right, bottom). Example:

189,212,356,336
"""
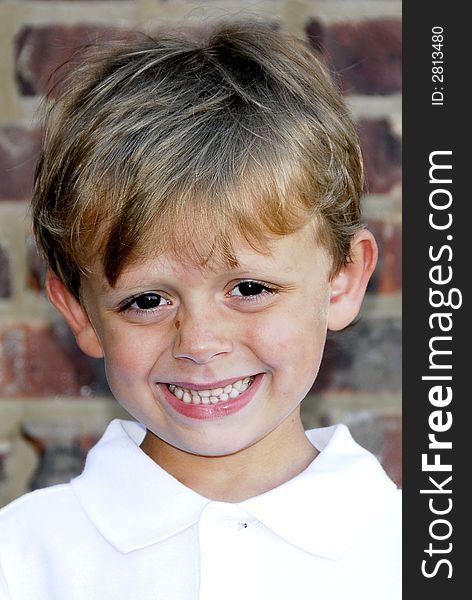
167,377,255,405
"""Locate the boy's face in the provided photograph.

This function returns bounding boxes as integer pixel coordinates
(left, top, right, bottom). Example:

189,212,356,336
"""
51,223,373,458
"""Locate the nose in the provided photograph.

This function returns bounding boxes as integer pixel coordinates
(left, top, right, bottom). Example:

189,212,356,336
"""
172,306,233,364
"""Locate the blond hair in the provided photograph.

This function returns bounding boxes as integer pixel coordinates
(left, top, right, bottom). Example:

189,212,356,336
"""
32,22,364,298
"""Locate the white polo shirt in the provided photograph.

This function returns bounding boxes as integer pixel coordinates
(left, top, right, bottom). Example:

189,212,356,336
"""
0,419,401,600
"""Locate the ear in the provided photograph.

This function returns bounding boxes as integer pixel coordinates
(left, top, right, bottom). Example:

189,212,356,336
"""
45,271,104,358
327,229,378,331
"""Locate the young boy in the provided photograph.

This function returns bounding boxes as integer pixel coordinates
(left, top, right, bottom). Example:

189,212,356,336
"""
0,22,400,599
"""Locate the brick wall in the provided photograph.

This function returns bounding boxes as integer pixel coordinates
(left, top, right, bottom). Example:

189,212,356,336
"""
0,0,402,507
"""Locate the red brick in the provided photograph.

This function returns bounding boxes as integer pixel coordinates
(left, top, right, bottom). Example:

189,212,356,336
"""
381,416,402,488
0,244,11,298
0,322,108,398
0,447,8,486
315,318,401,393
15,24,126,97
26,233,47,294
19,421,100,490
367,220,402,294
358,119,402,194
306,18,402,95
0,126,42,201
28,0,130,2
20,423,102,490
343,413,402,488
24,433,98,490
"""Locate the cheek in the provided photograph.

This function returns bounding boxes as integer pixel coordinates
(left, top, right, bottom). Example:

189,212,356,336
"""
249,307,328,376
101,329,161,385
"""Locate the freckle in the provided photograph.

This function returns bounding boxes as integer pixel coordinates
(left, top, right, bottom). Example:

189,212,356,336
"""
175,320,180,330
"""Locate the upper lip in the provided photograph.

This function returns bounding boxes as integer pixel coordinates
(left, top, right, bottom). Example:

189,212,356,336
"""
162,375,258,391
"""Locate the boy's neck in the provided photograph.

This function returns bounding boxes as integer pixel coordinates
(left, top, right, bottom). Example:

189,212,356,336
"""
140,413,318,503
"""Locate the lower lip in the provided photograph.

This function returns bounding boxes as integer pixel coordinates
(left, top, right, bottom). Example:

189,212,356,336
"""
159,374,264,420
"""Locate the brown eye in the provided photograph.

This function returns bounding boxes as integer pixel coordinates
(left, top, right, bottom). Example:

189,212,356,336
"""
230,281,276,300
133,293,165,309
235,281,266,296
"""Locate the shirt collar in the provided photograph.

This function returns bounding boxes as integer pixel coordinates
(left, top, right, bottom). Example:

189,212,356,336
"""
71,420,398,558
241,424,398,559
71,420,209,553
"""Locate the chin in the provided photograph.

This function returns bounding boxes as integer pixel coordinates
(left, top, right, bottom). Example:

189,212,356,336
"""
165,428,260,458
177,439,251,458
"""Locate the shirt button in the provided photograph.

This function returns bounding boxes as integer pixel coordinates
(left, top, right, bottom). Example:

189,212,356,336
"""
222,520,249,530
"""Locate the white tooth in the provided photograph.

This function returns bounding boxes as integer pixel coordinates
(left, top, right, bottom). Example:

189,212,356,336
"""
191,390,199,396
175,387,184,399
244,379,253,389
183,393,192,404
191,395,201,404
233,380,242,390
240,384,248,392
169,384,175,392
202,397,210,404
223,384,233,393
229,389,240,399
243,377,250,385
211,388,223,396
198,390,211,397
220,393,229,401
210,396,219,404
